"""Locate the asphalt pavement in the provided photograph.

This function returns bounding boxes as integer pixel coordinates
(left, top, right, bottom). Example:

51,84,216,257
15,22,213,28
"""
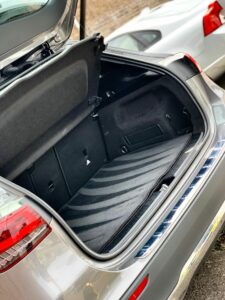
184,74,225,300
185,234,225,299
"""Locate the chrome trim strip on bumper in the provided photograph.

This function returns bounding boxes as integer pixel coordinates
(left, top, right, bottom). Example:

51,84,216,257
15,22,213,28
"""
168,190,225,300
136,140,225,258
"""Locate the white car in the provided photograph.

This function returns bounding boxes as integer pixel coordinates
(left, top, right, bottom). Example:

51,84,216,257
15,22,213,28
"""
106,0,225,79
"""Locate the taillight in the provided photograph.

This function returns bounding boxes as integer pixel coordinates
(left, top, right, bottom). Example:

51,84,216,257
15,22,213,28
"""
0,188,51,272
203,1,223,36
129,276,149,300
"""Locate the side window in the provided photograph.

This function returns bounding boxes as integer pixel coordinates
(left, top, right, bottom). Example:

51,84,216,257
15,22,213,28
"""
108,30,162,52
132,30,162,48
108,34,141,51
0,0,49,25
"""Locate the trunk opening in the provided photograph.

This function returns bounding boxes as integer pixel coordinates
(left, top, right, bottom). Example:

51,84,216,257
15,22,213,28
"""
0,38,205,255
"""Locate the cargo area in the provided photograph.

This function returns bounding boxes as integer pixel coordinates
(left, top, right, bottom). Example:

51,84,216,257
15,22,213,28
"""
0,37,205,254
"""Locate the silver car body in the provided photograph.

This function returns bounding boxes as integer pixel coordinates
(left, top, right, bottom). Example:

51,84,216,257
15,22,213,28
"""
1,47,225,299
1,1,225,300
106,0,225,79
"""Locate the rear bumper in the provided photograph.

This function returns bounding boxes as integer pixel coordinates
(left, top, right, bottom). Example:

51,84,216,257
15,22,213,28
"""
3,160,225,300
122,140,225,300
168,196,225,300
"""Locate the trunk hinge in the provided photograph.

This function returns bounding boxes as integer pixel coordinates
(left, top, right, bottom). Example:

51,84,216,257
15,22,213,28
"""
93,33,106,53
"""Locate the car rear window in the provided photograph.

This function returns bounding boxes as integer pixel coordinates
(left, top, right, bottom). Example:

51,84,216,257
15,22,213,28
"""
108,30,162,52
0,0,49,25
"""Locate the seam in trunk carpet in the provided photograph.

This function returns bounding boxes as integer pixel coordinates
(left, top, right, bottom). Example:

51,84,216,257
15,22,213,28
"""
59,134,191,253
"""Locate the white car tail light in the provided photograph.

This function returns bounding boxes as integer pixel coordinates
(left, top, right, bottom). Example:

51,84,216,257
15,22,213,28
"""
0,187,51,272
203,1,224,36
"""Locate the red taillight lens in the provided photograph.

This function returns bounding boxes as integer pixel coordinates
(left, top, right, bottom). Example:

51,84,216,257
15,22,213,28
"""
203,1,223,36
129,276,149,300
0,204,51,272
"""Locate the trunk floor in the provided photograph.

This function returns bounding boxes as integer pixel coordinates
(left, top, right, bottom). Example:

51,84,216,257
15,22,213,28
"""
59,134,191,253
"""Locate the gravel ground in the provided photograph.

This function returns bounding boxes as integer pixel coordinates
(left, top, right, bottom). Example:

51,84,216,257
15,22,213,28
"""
185,233,225,300
184,75,225,300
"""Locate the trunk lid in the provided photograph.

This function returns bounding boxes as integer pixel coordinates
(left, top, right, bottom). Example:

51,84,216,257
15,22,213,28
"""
0,0,77,69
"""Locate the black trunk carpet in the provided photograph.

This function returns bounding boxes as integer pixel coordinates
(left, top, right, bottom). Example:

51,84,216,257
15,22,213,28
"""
59,134,191,253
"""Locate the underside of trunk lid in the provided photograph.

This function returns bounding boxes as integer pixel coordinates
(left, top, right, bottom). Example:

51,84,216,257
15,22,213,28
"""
0,36,205,256
0,0,78,69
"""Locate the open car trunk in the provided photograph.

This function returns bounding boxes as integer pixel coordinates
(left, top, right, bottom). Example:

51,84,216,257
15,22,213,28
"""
0,36,205,255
